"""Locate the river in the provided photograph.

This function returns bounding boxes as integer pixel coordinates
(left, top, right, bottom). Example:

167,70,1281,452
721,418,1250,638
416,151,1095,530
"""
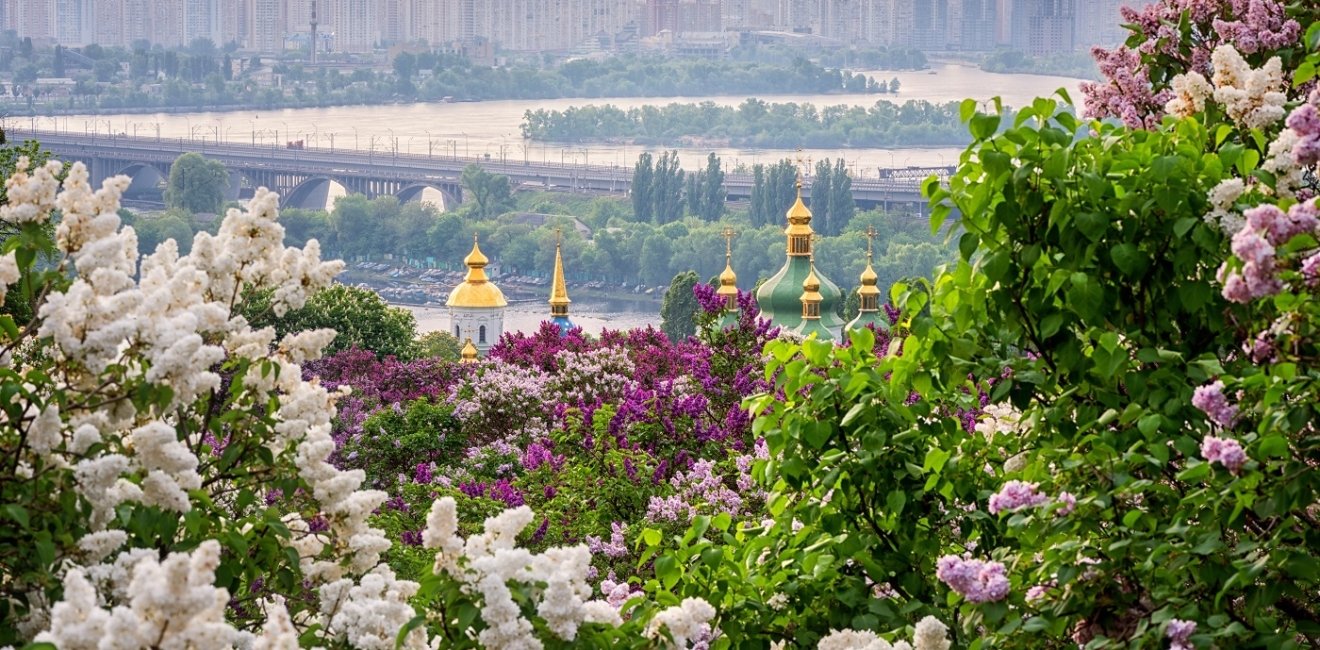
403,300,661,338
52,64,1083,176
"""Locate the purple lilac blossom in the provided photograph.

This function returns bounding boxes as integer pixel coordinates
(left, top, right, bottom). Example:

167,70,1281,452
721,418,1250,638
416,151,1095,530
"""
1200,436,1248,473
987,481,1050,515
936,555,1011,603
1191,381,1238,426
1167,619,1197,650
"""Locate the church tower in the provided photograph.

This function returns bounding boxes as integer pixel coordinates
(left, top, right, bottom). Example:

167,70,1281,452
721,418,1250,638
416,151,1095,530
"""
716,226,739,328
846,226,890,334
755,177,844,337
794,255,835,340
446,235,507,355
548,229,575,333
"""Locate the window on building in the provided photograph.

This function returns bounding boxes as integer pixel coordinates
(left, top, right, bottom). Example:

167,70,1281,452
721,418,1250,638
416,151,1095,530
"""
479,325,487,344
455,325,460,338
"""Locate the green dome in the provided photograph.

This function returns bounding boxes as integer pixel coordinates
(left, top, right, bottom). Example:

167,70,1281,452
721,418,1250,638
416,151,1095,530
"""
845,307,890,337
756,255,845,334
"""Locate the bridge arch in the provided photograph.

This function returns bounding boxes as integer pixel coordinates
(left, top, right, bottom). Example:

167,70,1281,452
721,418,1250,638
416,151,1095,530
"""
283,177,347,211
395,183,459,211
114,162,168,203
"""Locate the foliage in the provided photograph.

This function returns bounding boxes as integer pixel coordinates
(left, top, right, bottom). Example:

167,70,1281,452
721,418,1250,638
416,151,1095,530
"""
6,48,904,114
980,49,1099,80
750,160,799,228
460,163,514,219
809,158,856,236
684,153,726,222
242,283,420,360
631,151,685,225
163,151,228,214
660,271,700,342
416,330,463,361
522,99,975,149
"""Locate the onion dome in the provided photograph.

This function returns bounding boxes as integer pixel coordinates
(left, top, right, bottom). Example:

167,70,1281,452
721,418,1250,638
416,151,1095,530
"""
795,256,835,341
460,337,479,363
447,235,507,309
548,231,574,333
716,227,738,312
847,227,890,334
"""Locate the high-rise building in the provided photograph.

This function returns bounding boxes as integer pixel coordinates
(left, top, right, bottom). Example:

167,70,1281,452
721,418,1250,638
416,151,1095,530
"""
1074,0,1131,49
55,0,93,46
328,0,376,52
947,0,995,50
120,0,154,45
16,0,57,44
1009,0,1073,54
92,0,123,47
247,0,286,52
879,0,948,50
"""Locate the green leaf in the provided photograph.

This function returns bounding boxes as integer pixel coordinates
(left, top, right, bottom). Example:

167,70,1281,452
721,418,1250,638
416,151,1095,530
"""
642,528,662,547
970,113,1001,140
3,504,29,529
1110,244,1148,278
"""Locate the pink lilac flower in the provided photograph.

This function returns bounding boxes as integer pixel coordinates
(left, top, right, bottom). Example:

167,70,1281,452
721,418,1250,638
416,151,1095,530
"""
936,555,1010,603
1302,252,1320,286
1244,330,1276,364
1167,618,1197,650
1056,491,1077,516
1201,436,1248,473
988,481,1050,515
1192,381,1237,426
1025,579,1057,603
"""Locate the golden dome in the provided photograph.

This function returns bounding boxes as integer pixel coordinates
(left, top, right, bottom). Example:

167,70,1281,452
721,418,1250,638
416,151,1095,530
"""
786,180,814,233
464,236,489,267
718,262,738,291
858,263,880,295
802,263,822,303
460,337,479,363
447,236,508,308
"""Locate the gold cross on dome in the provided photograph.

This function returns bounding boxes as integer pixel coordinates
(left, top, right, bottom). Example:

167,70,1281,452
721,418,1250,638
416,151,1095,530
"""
794,148,813,182
864,225,877,260
721,226,736,257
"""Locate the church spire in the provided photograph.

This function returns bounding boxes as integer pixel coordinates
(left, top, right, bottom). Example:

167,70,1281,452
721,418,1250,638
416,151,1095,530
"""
846,225,889,335
794,249,834,341
548,227,575,333
717,226,738,312
784,152,814,257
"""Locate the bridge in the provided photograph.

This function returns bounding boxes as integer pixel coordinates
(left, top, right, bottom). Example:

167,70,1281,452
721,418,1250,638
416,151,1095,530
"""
11,129,949,213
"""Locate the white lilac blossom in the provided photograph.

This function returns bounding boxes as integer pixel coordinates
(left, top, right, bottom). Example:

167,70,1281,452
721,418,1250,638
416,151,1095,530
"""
422,497,622,646
35,541,247,650
321,565,427,650
1210,46,1287,129
0,250,19,306
645,597,718,649
1206,179,1247,233
1165,71,1212,118
13,160,411,641
816,616,952,650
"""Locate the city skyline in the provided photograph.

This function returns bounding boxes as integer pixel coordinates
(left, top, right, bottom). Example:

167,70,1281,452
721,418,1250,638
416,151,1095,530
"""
0,0,1132,56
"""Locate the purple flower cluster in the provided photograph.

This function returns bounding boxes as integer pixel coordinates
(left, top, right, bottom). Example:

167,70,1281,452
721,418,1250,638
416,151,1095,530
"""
987,481,1050,515
1081,45,1171,129
521,441,564,472
1286,93,1320,167
1201,436,1248,473
1191,381,1238,426
586,521,629,559
936,555,1010,603
1167,619,1197,650
693,282,727,315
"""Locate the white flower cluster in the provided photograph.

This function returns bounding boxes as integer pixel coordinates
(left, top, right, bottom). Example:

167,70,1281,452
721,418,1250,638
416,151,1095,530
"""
817,616,952,650
10,160,405,644
644,597,718,649
1164,46,1286,130
423,496,623,649
1206,178,1248,233
321,564,426,650
36,541,247,649
1210,46,1287,129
